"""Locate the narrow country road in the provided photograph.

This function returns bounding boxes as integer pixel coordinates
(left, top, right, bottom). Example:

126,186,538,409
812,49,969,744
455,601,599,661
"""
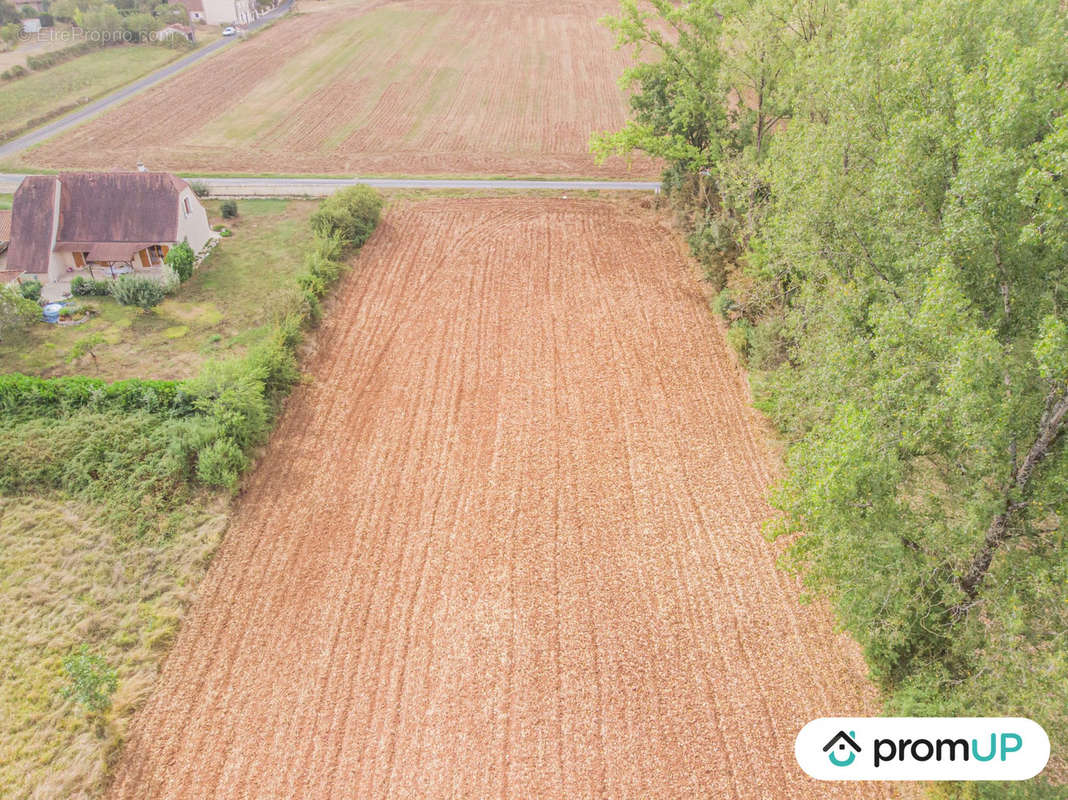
0,0,293,162
0,173,661,194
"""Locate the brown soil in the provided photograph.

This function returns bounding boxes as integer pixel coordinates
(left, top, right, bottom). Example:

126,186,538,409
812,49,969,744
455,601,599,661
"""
107,198,896,799
23,1,660,179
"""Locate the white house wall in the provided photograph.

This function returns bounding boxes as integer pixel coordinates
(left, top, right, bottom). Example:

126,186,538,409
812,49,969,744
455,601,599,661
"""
200,0,257,26
176,188,213,254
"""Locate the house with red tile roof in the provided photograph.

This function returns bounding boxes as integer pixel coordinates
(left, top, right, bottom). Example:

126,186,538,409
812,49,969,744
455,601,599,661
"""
173,0,259,26
6,173,212,284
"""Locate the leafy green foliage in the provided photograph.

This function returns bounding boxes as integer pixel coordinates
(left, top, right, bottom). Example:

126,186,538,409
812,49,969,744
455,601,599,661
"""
310,185,383,248
220,200,238,219
18,280,42,302
111,275,165,310
601,0,1068,780
164,241,196,282
0,285,41,342
60,645,117,713
70,276,112,297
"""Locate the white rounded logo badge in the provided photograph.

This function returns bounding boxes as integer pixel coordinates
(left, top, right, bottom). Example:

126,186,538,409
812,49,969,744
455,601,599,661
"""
795,718,1050,781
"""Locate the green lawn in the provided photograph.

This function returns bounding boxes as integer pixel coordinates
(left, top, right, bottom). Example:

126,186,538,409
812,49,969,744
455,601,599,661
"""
0,193,11,209
0,45,181,142
0,199,318,381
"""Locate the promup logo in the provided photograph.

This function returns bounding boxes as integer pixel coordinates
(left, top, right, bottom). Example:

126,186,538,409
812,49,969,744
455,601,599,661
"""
796,718,1050,781
823,730,861,767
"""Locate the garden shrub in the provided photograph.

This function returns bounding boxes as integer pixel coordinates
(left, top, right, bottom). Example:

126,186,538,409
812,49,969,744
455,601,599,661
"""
310,185,383,248
70,276,112,297
18,279,42,302
0,285,41,343
111,275,165,310
189,180,209,198
220,200,238,219
164,241,195,282
159,266,181,295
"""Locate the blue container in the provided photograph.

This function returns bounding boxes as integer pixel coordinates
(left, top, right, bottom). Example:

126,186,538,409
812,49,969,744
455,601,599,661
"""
42,303,65,324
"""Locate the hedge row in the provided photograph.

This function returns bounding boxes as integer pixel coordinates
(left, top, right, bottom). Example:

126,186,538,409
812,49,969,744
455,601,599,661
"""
0,373,195,416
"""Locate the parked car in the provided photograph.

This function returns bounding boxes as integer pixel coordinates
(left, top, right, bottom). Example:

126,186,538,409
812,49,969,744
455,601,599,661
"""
222,26,236,36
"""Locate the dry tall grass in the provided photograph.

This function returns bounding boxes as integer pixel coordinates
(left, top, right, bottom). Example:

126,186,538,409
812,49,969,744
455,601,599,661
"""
0,494,228,799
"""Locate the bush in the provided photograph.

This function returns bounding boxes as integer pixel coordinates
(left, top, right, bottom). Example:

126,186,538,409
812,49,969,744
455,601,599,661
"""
25,40,95,71
159,265,181,295
725,319,753,362
712,288,735,318
164,241,195,282
61,645,117,713
220,199,238,219
70,276,112,297
184,359,270,450
310,185,383,248
0,373,194,417
1,64,27,80
39,12,53,26
189,180,209,198
195,437,247,488
111,275,165,310
0,285,40,342
18,279,41,302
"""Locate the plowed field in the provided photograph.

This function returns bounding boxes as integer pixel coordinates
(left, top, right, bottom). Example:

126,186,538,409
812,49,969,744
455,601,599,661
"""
107,199,893,799
21,0,658,179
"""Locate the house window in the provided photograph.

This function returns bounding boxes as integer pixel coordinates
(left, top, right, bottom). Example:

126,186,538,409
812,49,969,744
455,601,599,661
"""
183,197,191,216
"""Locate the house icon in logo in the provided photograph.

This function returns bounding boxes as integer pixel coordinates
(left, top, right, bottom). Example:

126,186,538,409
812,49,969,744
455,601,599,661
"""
823,730,861,767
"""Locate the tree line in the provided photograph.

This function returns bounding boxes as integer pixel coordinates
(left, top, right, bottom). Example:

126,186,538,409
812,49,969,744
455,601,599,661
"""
595,2,1067,796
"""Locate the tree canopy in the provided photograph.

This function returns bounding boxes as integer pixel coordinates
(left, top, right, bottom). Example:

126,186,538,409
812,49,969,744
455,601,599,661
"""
597,1,1068,792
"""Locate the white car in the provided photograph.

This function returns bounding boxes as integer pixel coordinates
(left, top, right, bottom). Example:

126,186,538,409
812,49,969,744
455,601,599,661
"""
222,26,237,36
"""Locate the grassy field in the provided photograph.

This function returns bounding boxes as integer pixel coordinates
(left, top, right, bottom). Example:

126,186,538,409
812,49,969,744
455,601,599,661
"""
0,45,181,143
0,199,317,381
0,494,228,800
0,193,11,209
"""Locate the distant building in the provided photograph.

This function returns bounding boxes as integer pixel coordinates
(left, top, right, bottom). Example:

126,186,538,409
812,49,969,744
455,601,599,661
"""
21,18,41,34
6,172,212,283
174,0,259,26
158,23,196,43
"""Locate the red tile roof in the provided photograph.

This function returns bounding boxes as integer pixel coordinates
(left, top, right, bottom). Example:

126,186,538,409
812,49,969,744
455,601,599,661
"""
55,172,188,247
8,172,191,274
6,175,56,274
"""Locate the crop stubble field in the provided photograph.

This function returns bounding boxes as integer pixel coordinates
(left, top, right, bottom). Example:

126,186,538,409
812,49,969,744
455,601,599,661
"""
20,0,659,178
107,198,894,799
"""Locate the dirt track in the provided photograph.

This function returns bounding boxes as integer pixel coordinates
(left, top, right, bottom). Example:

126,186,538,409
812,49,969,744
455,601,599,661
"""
108,199,894,799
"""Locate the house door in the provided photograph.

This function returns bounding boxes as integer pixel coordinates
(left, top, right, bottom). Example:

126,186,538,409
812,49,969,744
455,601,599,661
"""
73,252,86,268
138,249,150,268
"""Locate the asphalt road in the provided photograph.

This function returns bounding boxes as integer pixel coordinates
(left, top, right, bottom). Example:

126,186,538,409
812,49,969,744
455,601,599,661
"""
0,174,661,194
0,1,293,162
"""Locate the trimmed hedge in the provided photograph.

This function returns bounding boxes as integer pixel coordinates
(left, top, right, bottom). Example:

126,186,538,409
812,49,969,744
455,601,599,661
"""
0,373,195,416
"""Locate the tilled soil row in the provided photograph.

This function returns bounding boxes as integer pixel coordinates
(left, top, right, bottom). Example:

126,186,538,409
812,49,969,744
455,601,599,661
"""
108,199,896,799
